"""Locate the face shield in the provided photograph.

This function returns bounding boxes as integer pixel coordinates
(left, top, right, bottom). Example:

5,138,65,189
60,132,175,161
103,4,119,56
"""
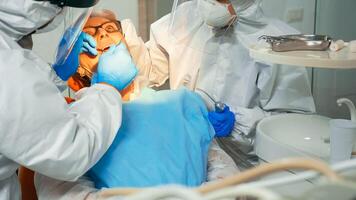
53,7,93,67
169,0,266,39
32,0,99,33
231,0,267,27
169,0,201,35
169,0,239,53
35,0,99,65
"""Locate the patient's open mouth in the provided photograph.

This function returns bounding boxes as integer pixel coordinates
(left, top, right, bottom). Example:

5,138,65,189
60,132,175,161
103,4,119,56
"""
97,45,111,53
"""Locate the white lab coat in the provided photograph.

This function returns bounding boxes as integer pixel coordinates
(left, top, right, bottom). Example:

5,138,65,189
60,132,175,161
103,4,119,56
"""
0,25,122,200
141,2,315,147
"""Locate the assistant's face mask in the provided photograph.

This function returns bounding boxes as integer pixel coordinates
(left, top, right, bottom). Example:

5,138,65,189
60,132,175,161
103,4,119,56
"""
198,0,237,28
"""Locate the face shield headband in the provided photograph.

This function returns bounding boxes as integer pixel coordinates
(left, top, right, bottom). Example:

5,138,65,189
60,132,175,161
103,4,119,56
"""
34,0,99,8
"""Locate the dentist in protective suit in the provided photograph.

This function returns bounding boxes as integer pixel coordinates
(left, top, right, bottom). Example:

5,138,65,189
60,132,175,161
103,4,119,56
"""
0,0,137,199
138,0,316,150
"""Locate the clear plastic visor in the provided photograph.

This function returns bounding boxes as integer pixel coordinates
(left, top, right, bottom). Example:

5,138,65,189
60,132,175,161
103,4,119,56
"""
54,7,93,65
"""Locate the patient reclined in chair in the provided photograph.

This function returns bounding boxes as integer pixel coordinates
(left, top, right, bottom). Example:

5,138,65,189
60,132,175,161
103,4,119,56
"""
32,10,239,199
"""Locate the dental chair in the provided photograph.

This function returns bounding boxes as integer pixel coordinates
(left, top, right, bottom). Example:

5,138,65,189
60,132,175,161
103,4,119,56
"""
18,167,37,200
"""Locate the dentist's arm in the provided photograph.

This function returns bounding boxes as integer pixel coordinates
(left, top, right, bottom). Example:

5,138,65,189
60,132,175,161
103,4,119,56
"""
0,40,135,181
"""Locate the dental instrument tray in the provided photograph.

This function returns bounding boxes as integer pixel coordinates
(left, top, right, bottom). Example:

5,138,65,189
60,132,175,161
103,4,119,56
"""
259,34,332,52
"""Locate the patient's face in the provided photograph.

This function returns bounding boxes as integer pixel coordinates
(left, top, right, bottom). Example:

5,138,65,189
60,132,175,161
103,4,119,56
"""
83,17,123,54
68,16,125,91
79,17,124,77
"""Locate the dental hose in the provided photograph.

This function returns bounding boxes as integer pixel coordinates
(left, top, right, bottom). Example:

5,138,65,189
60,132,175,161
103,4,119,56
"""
98,158,342,198
196,158,341,194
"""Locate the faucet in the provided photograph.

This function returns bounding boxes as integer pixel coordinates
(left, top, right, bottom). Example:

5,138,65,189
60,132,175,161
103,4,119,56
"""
337,98,356,122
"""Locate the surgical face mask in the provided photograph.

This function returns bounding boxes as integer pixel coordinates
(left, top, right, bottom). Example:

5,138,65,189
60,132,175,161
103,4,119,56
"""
198,0,237,28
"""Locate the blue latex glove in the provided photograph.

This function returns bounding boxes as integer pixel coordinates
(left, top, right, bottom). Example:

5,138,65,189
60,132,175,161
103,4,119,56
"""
208,106,236,137
53,31,97,81
91,43,138,91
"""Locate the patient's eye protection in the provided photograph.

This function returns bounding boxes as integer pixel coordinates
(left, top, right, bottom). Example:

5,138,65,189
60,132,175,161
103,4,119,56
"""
83,21,122,36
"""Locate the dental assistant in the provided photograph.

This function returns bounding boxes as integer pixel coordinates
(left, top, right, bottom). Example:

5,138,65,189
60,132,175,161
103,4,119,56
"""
0,0,137,199
134,0,316,150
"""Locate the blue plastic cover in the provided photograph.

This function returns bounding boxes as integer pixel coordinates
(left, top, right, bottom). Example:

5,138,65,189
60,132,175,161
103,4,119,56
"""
88,88,214,188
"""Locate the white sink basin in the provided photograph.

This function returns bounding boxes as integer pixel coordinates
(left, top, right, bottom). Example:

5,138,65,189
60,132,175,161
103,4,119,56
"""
255,113,356,197
255,113,331,162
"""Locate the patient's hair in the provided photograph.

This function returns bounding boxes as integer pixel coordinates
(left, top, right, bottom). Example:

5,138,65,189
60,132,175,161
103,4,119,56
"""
90,9,122,34
91,9,117,21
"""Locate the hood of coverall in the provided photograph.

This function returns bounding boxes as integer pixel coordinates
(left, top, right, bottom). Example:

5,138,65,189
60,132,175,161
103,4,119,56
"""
0,0,62,41
168,0,266,52
169,0,265,32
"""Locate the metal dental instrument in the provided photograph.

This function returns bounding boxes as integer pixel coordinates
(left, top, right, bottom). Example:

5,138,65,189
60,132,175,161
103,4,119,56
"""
259,34,332,52
195,88,226,113
79,65,93,77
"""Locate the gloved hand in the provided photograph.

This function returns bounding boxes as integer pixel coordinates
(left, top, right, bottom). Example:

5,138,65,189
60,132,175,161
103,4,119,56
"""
91,43,138,91
53,31,97,81
208,106,236,137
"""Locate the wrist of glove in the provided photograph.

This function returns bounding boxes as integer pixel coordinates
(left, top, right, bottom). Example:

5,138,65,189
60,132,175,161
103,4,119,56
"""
208,106,235,137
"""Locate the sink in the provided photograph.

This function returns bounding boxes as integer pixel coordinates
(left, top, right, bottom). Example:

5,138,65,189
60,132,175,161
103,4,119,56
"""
255,113,331,162
255,113,356,197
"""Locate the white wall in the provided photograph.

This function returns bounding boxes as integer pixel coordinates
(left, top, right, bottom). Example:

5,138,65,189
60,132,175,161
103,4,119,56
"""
313,0,356,119
32,0,139,63
261,0,315,34
156,0,174,19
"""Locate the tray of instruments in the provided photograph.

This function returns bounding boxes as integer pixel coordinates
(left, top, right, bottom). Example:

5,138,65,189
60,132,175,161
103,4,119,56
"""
249,45,356,69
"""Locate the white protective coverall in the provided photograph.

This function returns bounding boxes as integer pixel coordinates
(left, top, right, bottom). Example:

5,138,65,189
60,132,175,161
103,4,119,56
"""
142,0,315,148
0,1,122,199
